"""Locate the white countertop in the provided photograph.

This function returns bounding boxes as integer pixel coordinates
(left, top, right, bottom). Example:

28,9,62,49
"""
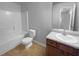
46,32,79,49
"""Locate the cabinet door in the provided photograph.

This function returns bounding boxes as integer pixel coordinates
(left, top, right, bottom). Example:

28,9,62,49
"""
57,43,76,55
47,45,64,56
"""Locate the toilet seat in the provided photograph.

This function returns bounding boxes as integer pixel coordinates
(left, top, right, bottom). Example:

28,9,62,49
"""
22,37,33,45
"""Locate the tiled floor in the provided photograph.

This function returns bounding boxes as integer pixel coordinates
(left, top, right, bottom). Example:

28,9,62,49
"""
2,42,46,56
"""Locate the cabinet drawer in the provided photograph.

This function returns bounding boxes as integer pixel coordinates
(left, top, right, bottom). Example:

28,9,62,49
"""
57,43,75,54
47,39,57,47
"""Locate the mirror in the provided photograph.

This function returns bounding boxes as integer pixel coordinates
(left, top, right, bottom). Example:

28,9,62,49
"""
60,8,72,30
52,2,76,31
60,4,76,31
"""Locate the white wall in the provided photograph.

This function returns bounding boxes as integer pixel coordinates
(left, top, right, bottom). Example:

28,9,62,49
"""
0,2,22,55
21,2,52,46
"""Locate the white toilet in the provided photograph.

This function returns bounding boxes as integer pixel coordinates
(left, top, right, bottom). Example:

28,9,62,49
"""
22,29,36,48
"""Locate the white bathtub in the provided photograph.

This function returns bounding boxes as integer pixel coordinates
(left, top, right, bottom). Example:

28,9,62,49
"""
0,33,24,55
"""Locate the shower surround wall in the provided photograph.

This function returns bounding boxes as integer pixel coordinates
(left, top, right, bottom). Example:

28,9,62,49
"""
0,3,22,55
21,2,52,47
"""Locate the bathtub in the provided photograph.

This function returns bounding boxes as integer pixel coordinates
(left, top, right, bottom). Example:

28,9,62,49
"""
0,33,24,55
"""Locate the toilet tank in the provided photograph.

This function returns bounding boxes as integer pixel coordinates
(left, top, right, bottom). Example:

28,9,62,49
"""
29,29,36,38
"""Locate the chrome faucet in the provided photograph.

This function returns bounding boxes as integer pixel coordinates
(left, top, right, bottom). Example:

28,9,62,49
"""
63,28,66,35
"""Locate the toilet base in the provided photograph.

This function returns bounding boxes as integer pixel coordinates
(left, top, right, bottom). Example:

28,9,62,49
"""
25,42,32,49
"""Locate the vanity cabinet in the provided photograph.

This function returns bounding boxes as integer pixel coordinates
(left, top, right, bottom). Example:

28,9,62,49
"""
46,39,79,56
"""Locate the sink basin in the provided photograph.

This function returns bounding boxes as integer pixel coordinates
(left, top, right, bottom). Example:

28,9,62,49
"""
56,33,78,43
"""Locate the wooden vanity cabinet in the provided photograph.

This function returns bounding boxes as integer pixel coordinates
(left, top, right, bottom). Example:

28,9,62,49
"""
47,45,64,56
46,39,79,56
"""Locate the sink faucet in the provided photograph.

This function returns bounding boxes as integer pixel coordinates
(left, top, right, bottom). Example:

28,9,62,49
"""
63,28,66,35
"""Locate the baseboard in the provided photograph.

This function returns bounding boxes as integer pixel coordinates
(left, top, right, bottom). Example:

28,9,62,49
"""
0,35,24,55
33,40,46,48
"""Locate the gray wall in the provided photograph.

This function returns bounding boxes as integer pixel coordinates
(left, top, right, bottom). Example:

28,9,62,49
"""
21,7,28,32
75,3,79,31
21,2,52,46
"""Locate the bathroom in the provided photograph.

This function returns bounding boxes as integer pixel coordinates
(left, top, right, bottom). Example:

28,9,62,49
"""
0,1,79,56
